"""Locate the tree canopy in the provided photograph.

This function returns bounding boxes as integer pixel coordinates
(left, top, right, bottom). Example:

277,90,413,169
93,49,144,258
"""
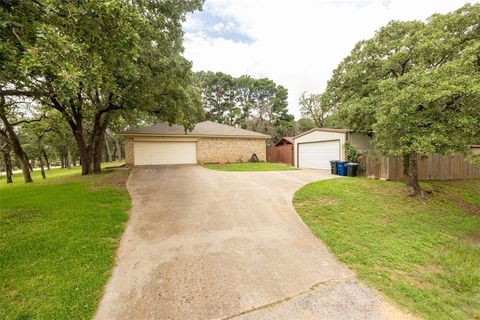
298,91,332,128
323,3,480,195
196,71,295,142
0,0,204,178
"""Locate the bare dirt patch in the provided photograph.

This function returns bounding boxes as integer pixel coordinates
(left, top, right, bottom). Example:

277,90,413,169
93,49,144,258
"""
390,268,432,290
460,234,480,246
319,197,337,205
294,198,337,207
88,170,130,191
444,192,480,215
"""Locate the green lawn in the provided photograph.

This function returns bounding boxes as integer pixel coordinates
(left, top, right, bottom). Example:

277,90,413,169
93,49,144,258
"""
202,162,298,171
0,163,130,320
293,178,480,320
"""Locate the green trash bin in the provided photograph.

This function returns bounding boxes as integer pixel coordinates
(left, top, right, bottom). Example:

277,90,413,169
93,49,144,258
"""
346,163,359,177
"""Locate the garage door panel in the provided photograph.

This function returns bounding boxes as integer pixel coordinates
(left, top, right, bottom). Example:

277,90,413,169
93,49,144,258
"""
134,141,196,165
298,140,340,169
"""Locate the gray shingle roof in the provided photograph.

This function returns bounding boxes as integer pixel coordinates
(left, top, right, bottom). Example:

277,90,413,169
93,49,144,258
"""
121,121,269,138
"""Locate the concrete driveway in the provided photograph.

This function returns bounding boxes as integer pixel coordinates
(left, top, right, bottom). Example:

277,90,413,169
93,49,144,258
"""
95,165,410,320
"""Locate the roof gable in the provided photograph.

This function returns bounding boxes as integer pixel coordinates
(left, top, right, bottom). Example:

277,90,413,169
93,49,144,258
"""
294,128,349,140
274,137,293,146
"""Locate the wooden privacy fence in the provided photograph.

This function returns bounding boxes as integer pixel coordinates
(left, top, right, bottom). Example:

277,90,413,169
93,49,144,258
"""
361,155,404,181
266,145,293,165
360,152,480,181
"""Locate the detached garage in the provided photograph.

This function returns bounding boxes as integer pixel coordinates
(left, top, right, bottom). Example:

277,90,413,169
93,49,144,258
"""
121,121,268,166
294,128,372,170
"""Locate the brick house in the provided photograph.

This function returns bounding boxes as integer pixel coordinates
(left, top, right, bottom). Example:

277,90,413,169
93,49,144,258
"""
121,121,268,166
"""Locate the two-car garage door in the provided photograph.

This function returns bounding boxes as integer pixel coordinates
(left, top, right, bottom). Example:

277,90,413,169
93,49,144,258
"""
298,140,340,170
134,141,196,165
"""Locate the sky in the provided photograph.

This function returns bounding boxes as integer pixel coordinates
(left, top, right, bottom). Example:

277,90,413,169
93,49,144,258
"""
183,0,478,118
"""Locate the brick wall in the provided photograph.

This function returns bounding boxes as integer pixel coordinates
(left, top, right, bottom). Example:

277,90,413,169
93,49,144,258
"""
123,136,267,166
197,137,266,163
124,137,134,167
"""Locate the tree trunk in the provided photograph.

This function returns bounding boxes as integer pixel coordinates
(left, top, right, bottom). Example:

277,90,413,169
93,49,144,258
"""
89,147,95,173
73,128,91,175
66,144,73,169
35,137,47,179
42,148,50,170
0,97,32,183
60,100,91,175
50,95,116,176
93,130,106,174
2,150,13,183
115,139,122,161
406,152,427,196
104,134,112,162
38,156,46,179
0,118,33,183
112,145,117,162
92,112,111,174
14,149,32,182
26,154,33,171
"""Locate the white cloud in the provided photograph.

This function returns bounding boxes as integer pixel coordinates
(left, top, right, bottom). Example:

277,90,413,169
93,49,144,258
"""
183,0,478,118
182,16,204,31
212,22,224,31
212,22,237,32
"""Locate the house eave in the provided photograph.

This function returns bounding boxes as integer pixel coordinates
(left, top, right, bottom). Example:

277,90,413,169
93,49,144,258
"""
120,133,270,139
293,128,350,140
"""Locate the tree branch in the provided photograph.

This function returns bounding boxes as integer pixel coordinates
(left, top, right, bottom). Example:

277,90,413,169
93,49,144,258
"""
10,114,47,126
0,128,10,143
0,89,44,98
37,127,55,141
97,94,124,115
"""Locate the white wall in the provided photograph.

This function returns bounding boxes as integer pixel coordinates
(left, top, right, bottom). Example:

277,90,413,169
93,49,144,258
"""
294,130,347,167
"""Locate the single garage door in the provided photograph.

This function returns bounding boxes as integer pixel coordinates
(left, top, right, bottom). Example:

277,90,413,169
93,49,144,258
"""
134,141,196,165
298,140,340,169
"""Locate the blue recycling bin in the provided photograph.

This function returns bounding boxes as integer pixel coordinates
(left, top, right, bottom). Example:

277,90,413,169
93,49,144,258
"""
336,161,347,176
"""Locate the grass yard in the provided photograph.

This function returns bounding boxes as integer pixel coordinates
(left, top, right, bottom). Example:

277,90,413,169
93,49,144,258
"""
0,163,130,320
293,178,480,320
203,162,298,171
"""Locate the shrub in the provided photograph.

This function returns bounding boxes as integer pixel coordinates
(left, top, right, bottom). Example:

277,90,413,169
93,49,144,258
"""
344,142,359,163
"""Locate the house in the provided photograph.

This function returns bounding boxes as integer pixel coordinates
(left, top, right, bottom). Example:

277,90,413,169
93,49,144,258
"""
293,128,372,169
121,121,269,166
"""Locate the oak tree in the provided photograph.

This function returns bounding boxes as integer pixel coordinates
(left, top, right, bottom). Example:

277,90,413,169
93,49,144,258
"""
1,0,204,176
324,3,480,195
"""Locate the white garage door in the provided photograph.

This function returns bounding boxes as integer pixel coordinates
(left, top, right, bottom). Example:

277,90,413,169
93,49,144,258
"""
134,141,196,165
298,140,340,169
